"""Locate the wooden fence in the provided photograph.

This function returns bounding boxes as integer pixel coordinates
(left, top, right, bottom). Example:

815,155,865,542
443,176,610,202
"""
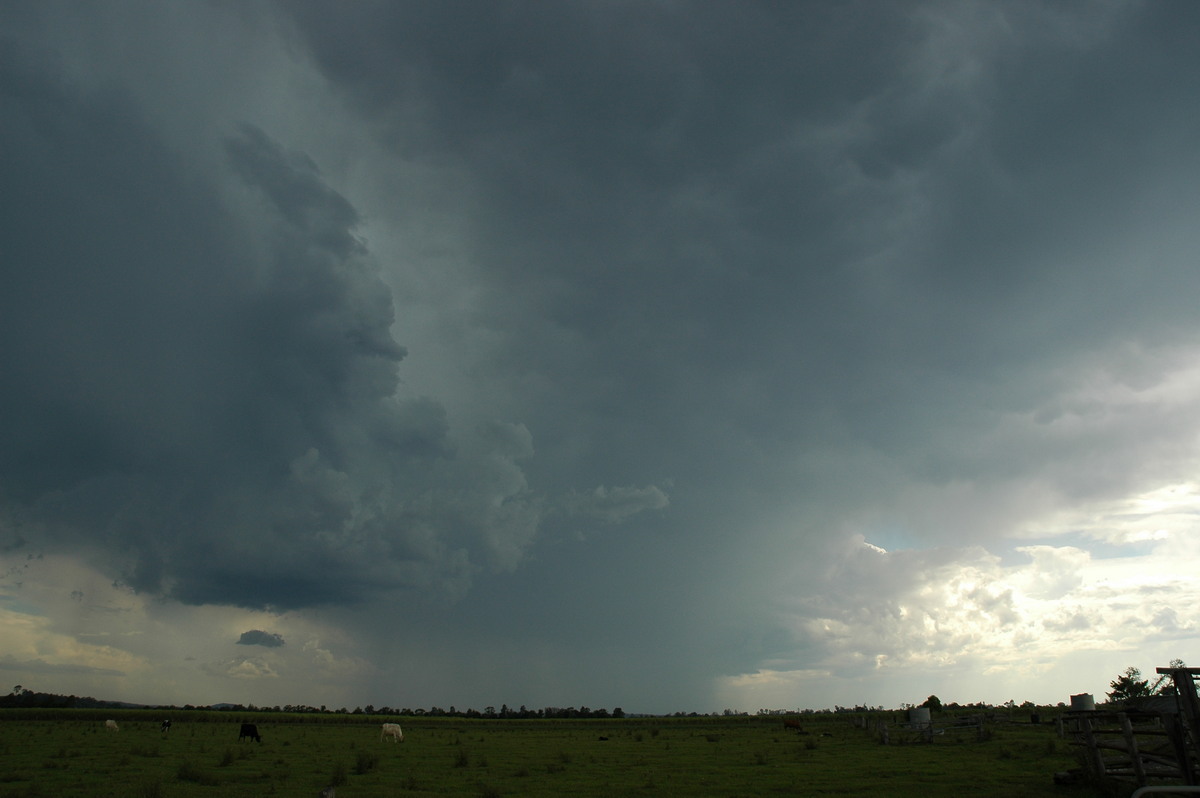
1059,667,1200,793
872,713,988,745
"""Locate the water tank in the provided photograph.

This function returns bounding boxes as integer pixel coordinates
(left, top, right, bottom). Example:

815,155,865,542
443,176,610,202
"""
1069,693,1095,711
907,707,931,725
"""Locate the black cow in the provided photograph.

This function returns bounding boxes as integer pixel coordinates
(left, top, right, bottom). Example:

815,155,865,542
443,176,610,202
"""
161,719,172,733
239,723,261,742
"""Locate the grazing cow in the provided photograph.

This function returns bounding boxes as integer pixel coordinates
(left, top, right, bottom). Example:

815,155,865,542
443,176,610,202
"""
239,722,261,742
161,719,172,733
782,718,803,733
380,722,404,743
105,719,119,732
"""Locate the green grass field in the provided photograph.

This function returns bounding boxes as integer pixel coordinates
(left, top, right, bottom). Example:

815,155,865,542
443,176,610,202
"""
0,710,1100,797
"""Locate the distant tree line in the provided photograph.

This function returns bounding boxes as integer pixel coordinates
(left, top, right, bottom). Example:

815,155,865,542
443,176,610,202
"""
342,704,626,720
11,662,1181,717
3,687,623,719
754,699,1024,717
1,685,134,710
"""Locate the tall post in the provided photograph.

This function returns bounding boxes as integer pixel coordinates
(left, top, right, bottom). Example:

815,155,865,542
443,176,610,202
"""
1169,669,1200,784
1165,714,1194,786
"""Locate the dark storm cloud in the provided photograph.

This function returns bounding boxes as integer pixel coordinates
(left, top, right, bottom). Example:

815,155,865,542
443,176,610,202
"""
277,2,927,492
279,0,1200,504
268,0,1200,705
237,630,285,648
5,0,1200,713
0,38,645,613
0,46,398,604
225,123,366,263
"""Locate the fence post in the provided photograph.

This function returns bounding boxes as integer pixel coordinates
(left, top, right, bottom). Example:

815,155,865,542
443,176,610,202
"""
1079,715,1104,782
1119,713,1146,786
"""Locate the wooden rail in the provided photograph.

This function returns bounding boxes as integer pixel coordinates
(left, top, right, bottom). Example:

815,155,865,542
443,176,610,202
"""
1061,667,1200,793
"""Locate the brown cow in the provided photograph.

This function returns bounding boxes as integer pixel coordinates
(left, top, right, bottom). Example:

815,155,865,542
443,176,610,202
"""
782,718,804,733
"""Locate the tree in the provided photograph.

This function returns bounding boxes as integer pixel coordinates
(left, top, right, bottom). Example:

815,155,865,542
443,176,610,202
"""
1150,659,1187,695
1107,666,1151,703
920,695,943,711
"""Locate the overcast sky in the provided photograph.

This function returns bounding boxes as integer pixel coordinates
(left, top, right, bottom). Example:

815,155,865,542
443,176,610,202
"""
2,0,1198,715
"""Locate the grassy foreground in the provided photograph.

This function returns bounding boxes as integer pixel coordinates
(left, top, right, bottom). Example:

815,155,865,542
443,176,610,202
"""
0,710,1099,797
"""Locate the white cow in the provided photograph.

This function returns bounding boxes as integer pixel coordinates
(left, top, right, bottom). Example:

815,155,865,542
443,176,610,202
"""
105,719,119,732
380,722,404,743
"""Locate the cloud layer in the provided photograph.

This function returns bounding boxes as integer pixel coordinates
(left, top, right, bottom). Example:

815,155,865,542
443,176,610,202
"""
2,0,1199,713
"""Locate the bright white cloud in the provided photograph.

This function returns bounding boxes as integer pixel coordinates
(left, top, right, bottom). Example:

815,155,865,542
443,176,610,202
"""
719,484,1200,710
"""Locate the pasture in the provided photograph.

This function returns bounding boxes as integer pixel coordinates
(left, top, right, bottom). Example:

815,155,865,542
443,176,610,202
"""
0,710,1099,797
